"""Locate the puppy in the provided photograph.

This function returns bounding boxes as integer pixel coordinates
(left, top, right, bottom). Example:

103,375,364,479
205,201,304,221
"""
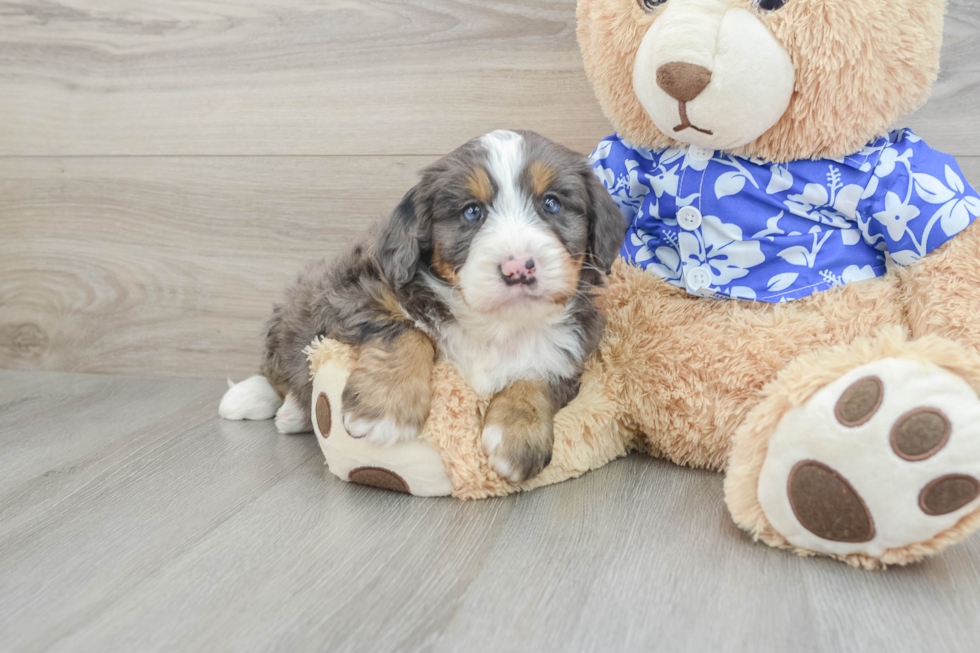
220,130,625,482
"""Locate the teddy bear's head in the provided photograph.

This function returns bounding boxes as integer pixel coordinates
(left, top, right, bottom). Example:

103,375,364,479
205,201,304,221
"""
577,0,947,162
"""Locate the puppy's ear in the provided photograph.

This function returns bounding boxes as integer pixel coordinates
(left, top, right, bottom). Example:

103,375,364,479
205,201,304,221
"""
583,167,626,274
376,188,430,291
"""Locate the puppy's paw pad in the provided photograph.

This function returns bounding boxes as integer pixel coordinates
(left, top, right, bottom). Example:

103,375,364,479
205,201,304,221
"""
759,358,980,558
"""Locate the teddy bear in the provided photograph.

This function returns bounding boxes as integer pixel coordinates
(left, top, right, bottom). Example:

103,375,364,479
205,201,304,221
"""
304,0,980,569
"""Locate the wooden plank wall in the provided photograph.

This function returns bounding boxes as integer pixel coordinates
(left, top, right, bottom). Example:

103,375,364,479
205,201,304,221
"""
2,0,979,379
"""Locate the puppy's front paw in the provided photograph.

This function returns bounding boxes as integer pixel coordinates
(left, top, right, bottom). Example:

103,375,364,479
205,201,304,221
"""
482,380,556,483
340,333,433,447
482,423,553,483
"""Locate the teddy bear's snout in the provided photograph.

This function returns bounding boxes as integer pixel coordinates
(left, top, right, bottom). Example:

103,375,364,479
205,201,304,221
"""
631,4,795,150
656,62,712,103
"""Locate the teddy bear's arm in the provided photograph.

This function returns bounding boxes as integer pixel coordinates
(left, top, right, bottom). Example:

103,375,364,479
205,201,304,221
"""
857,131,980,266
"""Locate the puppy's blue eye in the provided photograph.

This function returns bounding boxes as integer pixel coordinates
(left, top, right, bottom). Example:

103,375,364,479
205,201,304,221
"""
463,205,484,222
543,197,561,215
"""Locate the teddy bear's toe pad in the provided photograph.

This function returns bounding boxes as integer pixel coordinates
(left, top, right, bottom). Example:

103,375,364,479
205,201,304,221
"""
348,466,411,494
758,358,980,558
891,408,950,461
920,475,980,516
834,376,883,427
787,461,875,543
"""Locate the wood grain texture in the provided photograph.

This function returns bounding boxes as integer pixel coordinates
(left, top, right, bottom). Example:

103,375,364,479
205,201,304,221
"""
0,0,978,156
0,0,611,156
1,370,980,653
2,157,979,378
0,155,436,377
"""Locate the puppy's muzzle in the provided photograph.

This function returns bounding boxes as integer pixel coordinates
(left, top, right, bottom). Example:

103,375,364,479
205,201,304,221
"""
499,254,537,287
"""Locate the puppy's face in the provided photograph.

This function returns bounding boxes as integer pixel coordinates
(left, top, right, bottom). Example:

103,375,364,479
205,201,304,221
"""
416,130,624,317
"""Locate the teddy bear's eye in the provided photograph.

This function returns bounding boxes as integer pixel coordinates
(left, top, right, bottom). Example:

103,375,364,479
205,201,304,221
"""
754,0,788,11
637,0,667,13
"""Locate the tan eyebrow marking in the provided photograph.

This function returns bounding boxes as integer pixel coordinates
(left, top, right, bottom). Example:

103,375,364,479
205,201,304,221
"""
529,160,556,196
466,167,493,204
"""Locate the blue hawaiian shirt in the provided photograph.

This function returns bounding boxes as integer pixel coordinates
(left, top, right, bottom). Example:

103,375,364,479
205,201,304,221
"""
591,129,980,302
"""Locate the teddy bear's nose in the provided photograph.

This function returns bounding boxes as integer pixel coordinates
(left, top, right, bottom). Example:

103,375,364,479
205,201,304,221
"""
656,62,712,103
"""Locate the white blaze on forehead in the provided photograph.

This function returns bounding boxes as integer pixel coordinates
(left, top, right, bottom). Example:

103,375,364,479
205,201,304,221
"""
477,129,536,244
479,129,527,220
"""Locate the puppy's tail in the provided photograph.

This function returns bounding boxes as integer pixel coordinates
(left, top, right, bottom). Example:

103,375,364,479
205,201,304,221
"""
218,375,283,421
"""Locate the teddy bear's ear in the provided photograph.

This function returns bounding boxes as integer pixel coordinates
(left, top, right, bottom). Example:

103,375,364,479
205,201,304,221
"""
583,166,626,274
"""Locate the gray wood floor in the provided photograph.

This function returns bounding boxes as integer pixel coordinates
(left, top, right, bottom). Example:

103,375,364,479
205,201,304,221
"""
2,370,980,653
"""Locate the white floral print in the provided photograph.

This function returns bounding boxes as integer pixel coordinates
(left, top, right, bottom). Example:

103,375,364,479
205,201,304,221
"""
873,191,921,241
680,214,766,285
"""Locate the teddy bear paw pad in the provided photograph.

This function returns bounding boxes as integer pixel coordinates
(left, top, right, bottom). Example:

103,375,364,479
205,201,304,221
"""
348,467,411,494
757,358,980,558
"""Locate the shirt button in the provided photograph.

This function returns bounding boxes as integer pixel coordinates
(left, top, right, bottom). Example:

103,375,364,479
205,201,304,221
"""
686,266,712,292
677,206,703,231
689,145,714,162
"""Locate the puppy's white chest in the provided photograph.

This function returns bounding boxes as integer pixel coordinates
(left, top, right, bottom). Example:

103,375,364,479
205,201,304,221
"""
434,318,580,397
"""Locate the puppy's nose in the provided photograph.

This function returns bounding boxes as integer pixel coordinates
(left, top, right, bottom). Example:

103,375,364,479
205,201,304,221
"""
656,62,712,102
500,255,536,286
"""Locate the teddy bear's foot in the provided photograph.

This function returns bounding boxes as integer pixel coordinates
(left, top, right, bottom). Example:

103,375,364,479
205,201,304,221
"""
752,357,980,566
307,342,453,497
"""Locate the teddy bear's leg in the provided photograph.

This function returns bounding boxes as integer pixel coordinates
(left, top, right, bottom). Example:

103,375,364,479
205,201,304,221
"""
725,328,980,568
599,259,906,472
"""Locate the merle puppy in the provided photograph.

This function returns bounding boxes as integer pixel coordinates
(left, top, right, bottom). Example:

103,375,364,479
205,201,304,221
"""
220,130,625,482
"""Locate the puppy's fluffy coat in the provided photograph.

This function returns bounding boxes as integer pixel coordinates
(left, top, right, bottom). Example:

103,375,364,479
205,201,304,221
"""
220,130,625,481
